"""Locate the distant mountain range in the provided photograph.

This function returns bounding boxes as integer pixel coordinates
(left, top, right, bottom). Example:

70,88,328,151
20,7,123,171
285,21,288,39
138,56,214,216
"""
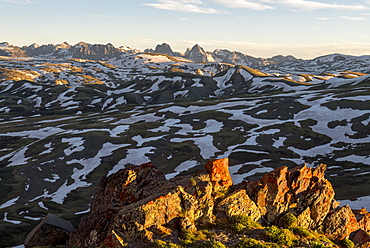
1,41,369,74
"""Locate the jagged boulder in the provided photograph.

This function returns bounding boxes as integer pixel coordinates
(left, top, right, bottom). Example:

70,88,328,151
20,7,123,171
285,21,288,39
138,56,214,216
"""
24,214,74,248
321,205,360,240
68,162,169,247
244,164,338,228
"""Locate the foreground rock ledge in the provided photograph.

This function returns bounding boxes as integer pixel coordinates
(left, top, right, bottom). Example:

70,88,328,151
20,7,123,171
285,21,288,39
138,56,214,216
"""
68,158,370,247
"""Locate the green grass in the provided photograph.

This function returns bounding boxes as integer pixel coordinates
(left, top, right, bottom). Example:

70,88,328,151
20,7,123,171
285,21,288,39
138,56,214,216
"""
265,226,297,247
341,239,355,248
230,215,263,232
278,213,297,228
289,227,314,238
153,240,182,248
234,238,281,248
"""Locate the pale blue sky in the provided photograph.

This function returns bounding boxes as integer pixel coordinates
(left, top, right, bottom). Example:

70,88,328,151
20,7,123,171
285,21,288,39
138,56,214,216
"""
1,0,370,59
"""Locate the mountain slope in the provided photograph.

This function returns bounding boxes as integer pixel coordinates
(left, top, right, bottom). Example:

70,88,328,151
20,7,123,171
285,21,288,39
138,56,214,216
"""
0,42,28,57
0,47,370,247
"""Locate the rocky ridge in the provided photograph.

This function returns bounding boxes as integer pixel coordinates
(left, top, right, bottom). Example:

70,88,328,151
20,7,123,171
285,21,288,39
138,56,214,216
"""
2,41,368,74
0,41,334,70
68,158,370,248
2,41,370,73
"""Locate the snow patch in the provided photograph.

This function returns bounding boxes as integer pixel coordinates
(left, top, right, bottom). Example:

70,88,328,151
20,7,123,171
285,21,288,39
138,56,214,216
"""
341,195,370,210
51,142,125,204
0,197,19,209
110,125,130,137
62,137,85,156
108,146,155,175
165,160,198,179
3,213,21,225
132,135,164,147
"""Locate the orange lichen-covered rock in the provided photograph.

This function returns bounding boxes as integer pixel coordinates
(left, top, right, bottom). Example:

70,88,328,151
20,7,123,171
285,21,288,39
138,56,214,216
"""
244,164,337,227
205,158,232,188
69,162,168,247
68,159,369,247
321,205,360,240
216,189,262,222
70,159,231,247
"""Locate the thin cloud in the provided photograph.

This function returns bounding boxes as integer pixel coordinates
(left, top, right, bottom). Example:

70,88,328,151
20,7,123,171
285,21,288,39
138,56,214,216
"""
143,0,219,14
315,17,332,21
340,16,366,21
279,0,369,11
2,0,33,3
86,14,123,20
210,0,274,10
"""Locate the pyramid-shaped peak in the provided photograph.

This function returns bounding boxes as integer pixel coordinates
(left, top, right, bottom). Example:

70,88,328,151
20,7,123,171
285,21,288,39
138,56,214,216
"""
185,44,209,63
192,44,204,50
29,43,40,49
57,42,70,48
75,41,89,47
189,44,206,54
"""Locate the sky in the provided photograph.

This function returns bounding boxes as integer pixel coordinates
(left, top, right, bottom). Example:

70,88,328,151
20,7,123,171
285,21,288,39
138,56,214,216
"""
1,0,370,59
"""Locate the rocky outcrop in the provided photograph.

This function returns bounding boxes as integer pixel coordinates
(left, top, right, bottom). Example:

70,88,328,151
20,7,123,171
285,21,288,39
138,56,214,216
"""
67,159,370,247
244,164,338,228
69,160,229,247
24,214,74,248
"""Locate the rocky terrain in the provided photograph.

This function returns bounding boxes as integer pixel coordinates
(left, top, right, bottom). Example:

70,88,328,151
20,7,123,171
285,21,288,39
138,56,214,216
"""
28,159,370,247
0,41,370,247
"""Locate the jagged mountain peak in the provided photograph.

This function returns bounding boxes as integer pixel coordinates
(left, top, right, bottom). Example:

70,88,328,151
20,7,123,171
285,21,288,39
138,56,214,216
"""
153,43,175,56
28,43,40,49
190,43,205,52
192,43,202,49
56,41,70,49
185,44,210,63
